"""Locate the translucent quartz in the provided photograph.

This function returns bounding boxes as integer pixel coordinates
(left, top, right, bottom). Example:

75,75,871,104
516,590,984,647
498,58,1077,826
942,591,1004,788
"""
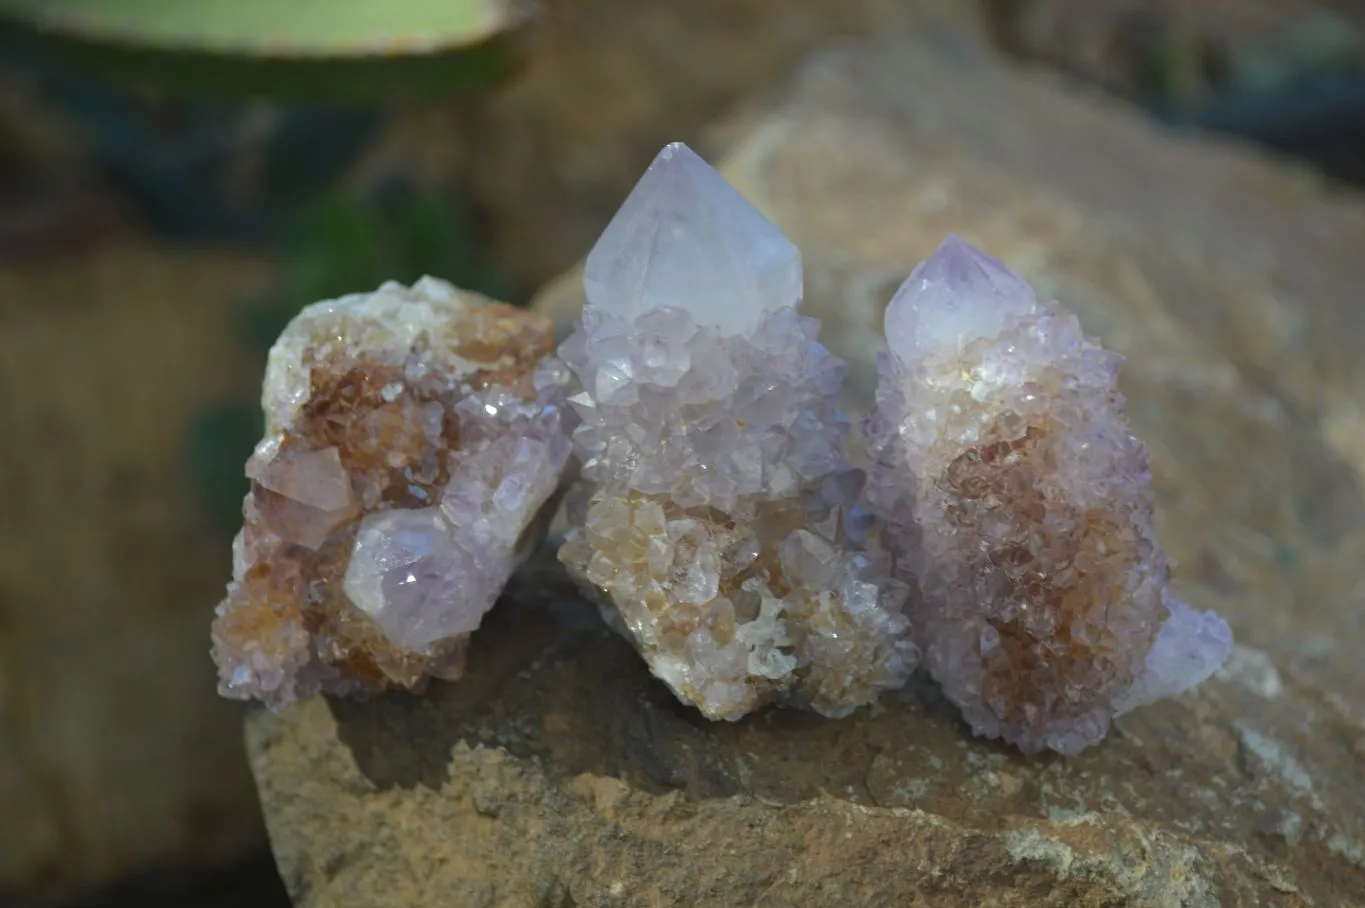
560,143,917,720
584,142,802,337
863,236,1232,754
211,278,572,710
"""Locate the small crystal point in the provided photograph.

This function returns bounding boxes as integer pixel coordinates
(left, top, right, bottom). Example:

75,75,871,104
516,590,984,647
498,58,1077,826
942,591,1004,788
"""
343,508,479,651
248,447,359,550
251,447,354,512
1114,597,1235,713
884,235,1036,363
583,142,802,335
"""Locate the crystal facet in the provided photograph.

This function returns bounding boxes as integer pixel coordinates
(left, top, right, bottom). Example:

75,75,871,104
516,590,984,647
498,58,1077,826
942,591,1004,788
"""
883,234,1037,364
211,278,572,710
343,507,478,651
584,142,802,336
863,236,1232,754
560,143,917,720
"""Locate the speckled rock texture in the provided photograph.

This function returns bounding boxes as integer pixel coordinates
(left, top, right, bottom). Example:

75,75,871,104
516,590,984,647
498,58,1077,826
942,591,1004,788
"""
250,37,1365,907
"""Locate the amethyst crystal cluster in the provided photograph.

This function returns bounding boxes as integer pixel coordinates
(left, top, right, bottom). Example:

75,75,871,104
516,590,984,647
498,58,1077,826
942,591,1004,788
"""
557,143,916,720
211,278,571,710
212,142,1231,754
863,238,1232,753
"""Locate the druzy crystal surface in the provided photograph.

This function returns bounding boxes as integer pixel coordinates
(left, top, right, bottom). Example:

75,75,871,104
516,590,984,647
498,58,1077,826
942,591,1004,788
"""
559,143,917,720
863,236,1232,754
212,278,572,710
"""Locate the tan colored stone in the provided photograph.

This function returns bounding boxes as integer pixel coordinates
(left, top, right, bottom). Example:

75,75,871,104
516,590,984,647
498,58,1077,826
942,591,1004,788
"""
247,565,1360,906
0,242,273,900
252,36,1365,907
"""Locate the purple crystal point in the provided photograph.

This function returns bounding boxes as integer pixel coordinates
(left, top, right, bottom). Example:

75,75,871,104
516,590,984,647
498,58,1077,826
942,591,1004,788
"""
1115,596,1234,714
247,446,359,549
864,237,1232,755
584,142,802,335
343,508,483,651
884,235,1037,365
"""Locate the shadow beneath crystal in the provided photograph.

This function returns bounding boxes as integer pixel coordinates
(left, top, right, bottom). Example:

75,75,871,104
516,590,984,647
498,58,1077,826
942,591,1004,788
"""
325,574,586,792
327,690,462,792
327,546,1033,805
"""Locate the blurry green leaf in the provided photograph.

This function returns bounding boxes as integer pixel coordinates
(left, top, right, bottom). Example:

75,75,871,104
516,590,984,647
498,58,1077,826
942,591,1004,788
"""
289,194,391,299
1133,27,1207,105
0,0,527,101
237,193,387,350
261,109,386,205
0,0,517,56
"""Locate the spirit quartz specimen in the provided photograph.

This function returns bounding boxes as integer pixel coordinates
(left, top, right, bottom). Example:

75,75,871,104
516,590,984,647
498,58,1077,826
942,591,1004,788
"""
558,142,918,720
211,278,572,710
863,236,1232,754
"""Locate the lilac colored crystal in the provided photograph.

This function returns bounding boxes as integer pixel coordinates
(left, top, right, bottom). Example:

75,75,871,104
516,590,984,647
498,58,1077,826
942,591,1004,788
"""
211,278,573,710
863,236,1232,754
344,508,476,650
245,446,359,549
1113,595,1235,714
584,142,802,336
883,235,1036,364
559,142,917,720
343,382,576,652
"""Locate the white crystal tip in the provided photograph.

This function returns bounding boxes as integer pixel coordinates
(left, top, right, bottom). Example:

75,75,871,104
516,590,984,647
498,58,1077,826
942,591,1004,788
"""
583,141,802,336
883,234,1038,363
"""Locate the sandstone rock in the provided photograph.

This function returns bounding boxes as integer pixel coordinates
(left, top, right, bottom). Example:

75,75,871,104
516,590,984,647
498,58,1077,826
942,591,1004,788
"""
248,563,1361,906
0,242,273,901
251,37,1365,906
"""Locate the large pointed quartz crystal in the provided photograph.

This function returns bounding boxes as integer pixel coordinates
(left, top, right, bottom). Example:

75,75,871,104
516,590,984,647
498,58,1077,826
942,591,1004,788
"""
862,236,1232,754
559,142,917,720
211,278,572,710
584,142,802,336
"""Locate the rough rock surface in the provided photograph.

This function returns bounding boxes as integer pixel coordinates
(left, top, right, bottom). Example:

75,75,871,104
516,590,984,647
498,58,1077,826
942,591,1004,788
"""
249,563,1361,907
253,38,1365,906
0,242,273,901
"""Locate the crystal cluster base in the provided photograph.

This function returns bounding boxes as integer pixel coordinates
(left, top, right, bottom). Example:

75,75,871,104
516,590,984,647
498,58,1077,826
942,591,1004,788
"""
211,278,571,710
863,237,1232,754
559,143,916,720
